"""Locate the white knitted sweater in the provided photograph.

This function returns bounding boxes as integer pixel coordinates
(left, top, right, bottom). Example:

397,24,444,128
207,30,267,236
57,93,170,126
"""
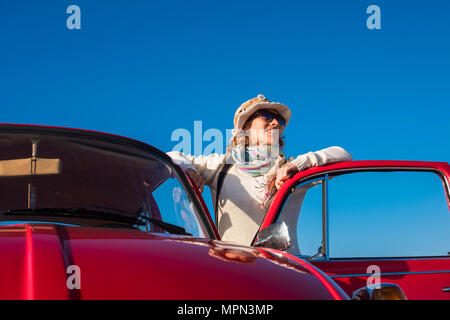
167,146,352,246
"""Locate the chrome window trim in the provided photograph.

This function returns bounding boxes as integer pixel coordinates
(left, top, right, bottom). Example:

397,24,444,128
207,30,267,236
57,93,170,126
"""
324,256,450,261
323,174,329,260
330,270,450,278
287,176,325,191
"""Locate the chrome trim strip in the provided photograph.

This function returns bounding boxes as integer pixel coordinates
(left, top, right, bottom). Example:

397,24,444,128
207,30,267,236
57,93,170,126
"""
324,174,329,260
294,176,325,189
330,270,450,278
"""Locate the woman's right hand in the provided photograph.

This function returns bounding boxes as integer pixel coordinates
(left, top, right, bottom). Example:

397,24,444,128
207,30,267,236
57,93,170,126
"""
186,168,205,193
275,162,298,189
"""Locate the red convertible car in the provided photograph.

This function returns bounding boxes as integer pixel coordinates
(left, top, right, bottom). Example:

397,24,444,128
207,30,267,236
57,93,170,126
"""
253,157,450,300
0,124,349,300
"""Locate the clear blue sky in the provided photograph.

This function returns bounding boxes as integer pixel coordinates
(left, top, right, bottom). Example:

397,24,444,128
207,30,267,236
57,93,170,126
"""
1,1,449,217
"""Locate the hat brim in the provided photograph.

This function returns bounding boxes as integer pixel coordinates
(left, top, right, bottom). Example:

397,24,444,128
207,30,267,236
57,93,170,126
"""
235,102,291,131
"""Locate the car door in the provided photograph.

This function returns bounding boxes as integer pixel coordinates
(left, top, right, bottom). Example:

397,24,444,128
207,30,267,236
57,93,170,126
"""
264,164,450,299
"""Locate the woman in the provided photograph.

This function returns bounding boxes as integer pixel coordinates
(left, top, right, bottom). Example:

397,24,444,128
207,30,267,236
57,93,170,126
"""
168,94,352,246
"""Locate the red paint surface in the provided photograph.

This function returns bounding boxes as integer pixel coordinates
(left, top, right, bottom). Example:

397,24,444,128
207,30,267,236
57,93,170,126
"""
258,160,450,299
261,249,349,300
0,223,339,300
24,225,34,300
312,259,450,300
0,224,71,299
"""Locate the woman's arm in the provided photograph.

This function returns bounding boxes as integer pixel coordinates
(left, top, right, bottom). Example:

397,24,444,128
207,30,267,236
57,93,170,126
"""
291,146,352,171
275,146,352,189
166,151,227,187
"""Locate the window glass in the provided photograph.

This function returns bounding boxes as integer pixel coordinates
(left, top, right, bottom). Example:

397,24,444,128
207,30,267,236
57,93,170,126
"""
328,171,450,258
277,179,323,257
0,132,212,238
152,175,206,237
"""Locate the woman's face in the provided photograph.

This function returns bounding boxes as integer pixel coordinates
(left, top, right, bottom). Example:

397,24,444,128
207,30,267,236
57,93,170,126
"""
244,109,284,146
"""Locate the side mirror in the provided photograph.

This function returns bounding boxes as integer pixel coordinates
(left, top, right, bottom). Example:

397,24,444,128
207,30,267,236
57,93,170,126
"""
352,283,407,300
254,221,291,251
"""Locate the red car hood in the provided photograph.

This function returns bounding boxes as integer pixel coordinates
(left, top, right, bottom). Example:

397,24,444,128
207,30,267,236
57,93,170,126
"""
0,223,345,300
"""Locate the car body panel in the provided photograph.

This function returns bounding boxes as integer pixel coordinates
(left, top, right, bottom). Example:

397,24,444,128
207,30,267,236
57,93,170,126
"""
0,223,345,300
257,160,450,299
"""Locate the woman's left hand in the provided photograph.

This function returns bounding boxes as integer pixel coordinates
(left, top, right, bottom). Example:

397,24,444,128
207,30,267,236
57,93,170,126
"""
275,162,299,189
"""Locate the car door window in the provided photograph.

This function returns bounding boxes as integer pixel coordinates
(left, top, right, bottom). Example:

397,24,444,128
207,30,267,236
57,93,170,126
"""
151,175,206,238
276,179,324,258
328,171,450,258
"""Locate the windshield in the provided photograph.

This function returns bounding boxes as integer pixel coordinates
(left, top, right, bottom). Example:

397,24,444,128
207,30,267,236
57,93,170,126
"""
0,129,213,238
